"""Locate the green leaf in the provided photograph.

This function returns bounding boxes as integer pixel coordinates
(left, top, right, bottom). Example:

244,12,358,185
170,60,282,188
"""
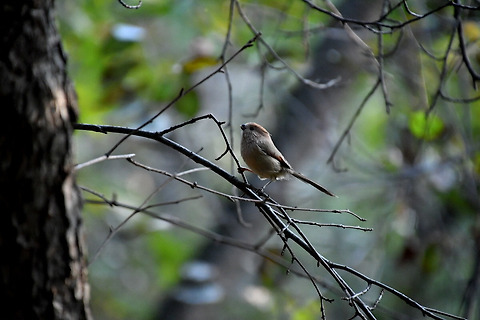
182,56,219,74
292,300,321,320
176,90,200,118
409,111,444,140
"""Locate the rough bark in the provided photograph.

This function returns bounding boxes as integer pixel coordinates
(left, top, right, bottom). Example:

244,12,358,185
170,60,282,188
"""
0,1,91,319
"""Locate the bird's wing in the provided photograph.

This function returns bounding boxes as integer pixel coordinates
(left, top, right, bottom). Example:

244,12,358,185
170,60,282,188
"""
257,141,291,169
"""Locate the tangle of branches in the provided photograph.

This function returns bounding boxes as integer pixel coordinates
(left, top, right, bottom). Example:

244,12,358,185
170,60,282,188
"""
73,1,480,319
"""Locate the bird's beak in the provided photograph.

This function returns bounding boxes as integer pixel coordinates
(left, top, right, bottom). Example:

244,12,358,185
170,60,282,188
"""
240,124,246,131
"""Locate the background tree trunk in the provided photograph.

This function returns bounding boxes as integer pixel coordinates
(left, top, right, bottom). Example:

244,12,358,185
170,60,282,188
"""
0,1,91,319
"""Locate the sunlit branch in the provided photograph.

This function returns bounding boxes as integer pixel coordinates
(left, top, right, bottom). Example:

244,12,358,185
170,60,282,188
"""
74,153,136,171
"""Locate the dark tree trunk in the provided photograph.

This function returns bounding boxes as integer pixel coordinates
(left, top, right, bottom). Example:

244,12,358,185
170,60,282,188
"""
0,1,91,319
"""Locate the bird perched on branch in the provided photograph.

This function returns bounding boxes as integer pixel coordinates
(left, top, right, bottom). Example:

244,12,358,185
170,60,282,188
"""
240,122,336,197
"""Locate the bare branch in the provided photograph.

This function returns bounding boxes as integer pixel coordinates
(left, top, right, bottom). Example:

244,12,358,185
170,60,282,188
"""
235,0,340,90
327,79,381,165
117,0,142,9
427,23,457,115
104,33,260,157
287,218,373,232
454,2,480,88
74,153,136,171
331,262,465,320
75,122,465,319
266,203,366,221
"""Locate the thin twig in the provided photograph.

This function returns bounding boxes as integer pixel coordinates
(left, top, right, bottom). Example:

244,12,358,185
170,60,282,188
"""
117,0,142,9
105,33,260,157
376,4,392,113
427,22,457,115
74,123,465,320
454,1,480,88
287,218,373,232
87,173,173,265
267,203,366,221
327,79,381,166
235,0,340,90
331,262,465,320
74,153,136,171
85,195,203,209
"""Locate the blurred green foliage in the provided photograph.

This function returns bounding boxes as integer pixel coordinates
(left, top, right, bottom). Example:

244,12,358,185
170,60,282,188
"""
408,111,444,141
59,1,479,319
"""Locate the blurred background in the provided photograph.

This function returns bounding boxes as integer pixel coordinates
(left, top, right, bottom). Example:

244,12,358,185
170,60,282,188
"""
58,0,479,319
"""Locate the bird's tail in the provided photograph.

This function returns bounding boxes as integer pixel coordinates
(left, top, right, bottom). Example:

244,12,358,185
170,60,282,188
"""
289,170,337,197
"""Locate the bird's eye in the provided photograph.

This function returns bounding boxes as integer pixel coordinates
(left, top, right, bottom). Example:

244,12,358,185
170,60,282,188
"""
249,126,254,131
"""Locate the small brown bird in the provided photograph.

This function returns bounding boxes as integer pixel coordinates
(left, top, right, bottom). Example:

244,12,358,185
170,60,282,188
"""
240,122,336,197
